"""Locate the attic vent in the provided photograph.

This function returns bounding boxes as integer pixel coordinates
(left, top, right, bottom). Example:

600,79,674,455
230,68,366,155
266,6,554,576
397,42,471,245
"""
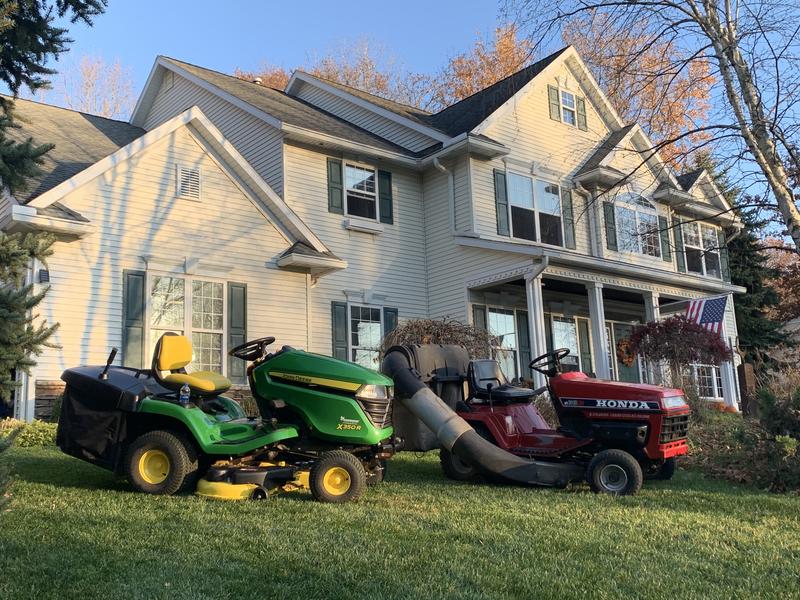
176,166,201,200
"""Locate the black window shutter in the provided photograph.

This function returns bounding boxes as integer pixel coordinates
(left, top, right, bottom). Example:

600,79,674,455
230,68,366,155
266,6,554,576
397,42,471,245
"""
674,217,687,272
658,215,672,262
327,158,344,214
378,170,393,224
547,85,561,121
576,96,588,131
227,282,247,383
561,187,576,249
472,304,487,330
516,310,531,379
122,270,146,368
383,307,398,338
603,202,618,251
493,169,510,236
331,301,349,360
718,229,731,281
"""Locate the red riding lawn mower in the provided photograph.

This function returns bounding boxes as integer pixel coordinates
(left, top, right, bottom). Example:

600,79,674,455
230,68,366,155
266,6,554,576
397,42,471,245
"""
437,348,691,495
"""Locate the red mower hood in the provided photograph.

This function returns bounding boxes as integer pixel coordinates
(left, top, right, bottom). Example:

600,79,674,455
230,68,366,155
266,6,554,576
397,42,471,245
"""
550,371,685,404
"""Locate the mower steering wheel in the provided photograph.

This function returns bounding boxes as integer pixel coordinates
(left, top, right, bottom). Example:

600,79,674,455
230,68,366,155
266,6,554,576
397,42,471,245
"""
529,348,571,376
228,337,276,362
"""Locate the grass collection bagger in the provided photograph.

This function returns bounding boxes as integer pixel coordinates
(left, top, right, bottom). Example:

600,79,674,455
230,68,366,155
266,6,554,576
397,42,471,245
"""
382,344,691,495
57,333,400,503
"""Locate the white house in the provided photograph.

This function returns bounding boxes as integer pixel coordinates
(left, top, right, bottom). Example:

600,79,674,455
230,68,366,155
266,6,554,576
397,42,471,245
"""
1,46,745,421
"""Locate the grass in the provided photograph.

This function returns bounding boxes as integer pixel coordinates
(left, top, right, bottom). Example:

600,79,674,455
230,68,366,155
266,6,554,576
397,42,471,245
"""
1,448,799,600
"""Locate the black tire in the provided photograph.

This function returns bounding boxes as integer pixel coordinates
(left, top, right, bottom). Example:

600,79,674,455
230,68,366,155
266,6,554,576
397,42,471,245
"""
655,457,677,480
365,459,388,486
250,485,270,500
439,448,479,481
125,430,199,496
309,450,366,503
587,449,643,496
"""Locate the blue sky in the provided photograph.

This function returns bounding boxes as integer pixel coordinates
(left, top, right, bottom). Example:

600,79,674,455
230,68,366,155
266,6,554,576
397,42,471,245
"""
53,1,503,94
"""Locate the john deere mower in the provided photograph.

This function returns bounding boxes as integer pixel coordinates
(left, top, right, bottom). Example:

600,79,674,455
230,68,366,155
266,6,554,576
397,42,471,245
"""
57,333,400,503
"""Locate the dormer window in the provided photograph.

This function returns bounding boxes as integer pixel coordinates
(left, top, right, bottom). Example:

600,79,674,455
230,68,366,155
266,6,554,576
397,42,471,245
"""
682,222,722,278
615,194,661,258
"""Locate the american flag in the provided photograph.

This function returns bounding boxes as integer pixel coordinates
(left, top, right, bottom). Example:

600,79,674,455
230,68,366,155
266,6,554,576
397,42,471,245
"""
686,295,728,334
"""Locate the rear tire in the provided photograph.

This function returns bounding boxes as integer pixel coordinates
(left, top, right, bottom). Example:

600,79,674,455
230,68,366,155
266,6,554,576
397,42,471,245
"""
125,430,199,496
310,450,366,503
587,449,643,496
439,448,479,481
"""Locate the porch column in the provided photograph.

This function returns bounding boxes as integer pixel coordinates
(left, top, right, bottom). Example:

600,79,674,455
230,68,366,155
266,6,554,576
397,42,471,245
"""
586,282,611,379
643,292,661,384
719,294,740,411
524,273,548,389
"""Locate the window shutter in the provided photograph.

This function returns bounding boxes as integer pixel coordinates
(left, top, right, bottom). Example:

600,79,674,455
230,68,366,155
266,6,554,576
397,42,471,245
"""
122,270,146,369
561,188,576,249
331,301,349,360
603,202,618,251
378,170,393,224
493,169,509,236
673,217,687,273
576,96,588,131
718,229,731,282
547,85,561,122
516,310,532,379
472,304,487,331
227,282,247,384
327,158,344,214
383,307,398,338
658,215,672,262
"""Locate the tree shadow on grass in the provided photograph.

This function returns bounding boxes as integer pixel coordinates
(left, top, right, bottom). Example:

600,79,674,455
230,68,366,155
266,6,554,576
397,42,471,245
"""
8,448,128,493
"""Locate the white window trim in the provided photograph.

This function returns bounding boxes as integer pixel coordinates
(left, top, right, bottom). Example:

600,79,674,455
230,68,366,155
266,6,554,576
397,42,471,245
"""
347,302,384,367
144,270,228,375
547,313,587,373
560,89,577,127
614,195,662,259
690,364,724,400
344,160,380,223
486,305,522,380
682,221,723,280
505,169,566,249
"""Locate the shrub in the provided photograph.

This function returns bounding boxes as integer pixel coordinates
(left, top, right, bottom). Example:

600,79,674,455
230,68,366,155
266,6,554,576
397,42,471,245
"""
758,386,800,439
0,419,57,448
381,317,491,359
0,429,16,511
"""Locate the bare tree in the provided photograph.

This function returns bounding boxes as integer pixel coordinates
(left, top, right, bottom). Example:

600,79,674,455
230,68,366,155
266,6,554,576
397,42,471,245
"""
507,0,800,248
60,54,135,119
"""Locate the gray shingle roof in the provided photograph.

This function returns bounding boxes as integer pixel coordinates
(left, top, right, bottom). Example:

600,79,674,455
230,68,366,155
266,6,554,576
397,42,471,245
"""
676,169,703,191
161,57,417,156
2,96,145,203
280,240,340,260
574,124,636,177
425,47,570,137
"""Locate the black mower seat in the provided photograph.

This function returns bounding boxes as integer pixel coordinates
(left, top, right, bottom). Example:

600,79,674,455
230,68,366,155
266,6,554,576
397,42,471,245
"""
152,333,231,396
467,360,535,404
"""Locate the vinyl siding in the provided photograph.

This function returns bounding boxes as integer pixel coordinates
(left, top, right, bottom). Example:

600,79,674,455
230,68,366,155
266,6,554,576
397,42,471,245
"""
292,80,438,153
282,142,428,355
34,125,307,379
142,72,285,197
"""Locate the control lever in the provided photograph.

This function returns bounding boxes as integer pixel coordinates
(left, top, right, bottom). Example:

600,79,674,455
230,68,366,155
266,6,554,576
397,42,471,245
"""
99,347,118,380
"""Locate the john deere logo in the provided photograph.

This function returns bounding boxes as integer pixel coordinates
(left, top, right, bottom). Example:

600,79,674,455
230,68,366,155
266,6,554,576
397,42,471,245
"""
339,417,360,424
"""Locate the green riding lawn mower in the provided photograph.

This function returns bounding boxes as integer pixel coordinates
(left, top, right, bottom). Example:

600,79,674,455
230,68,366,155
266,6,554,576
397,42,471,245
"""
57,333,400,503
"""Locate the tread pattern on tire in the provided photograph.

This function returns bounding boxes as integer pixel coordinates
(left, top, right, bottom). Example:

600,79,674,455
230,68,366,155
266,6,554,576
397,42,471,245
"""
309,450,366,503
587,449,643,496
125,430,199,496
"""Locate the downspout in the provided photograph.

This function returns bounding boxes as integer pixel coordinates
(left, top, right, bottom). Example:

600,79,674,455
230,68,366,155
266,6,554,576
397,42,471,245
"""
433,157,456,235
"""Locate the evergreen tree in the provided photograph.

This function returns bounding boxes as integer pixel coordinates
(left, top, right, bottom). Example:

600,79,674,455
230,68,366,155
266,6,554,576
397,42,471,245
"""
0,0,107,406
694,153,785,370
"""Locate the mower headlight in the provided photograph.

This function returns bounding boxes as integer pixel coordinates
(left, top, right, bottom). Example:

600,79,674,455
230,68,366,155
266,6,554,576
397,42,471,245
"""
356,384,393,400
662,395,688,409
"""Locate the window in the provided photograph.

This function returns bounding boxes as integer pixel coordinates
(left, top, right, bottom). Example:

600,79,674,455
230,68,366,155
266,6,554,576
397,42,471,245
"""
615,194,661,258
506,172,563,247
345,163,377,220
350,305,382,368
488,308,518,379
682,222,721,278
149,275,225,374
551,316,580,371
561,90,577,126
176,166,201,200
689,364,724,400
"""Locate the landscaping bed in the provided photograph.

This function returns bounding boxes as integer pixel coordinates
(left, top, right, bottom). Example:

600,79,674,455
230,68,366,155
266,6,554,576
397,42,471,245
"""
1,447,798,599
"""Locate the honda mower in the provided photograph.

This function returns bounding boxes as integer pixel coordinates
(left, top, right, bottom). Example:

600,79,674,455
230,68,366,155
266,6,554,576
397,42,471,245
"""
57,333,399,503
383,344,690,495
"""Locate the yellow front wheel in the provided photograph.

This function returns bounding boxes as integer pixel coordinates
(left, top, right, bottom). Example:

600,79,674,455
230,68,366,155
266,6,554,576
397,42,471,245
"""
125,430,199,495
310,451,366,503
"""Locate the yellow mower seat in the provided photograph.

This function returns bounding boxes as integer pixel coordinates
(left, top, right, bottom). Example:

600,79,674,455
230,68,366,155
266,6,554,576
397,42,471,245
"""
152,333,231,396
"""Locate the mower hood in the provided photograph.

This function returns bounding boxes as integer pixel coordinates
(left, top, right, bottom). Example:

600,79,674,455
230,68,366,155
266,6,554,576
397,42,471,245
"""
550,372,686,410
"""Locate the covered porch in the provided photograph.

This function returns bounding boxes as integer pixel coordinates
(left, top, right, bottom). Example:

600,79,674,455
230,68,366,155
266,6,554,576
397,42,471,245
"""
467,261,739,408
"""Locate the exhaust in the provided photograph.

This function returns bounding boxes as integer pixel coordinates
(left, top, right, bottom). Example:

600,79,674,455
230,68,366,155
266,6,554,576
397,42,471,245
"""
382,345,584,487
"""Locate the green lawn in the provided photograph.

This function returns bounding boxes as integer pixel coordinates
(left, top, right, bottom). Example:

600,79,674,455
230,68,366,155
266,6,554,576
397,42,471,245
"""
1,448,799,600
